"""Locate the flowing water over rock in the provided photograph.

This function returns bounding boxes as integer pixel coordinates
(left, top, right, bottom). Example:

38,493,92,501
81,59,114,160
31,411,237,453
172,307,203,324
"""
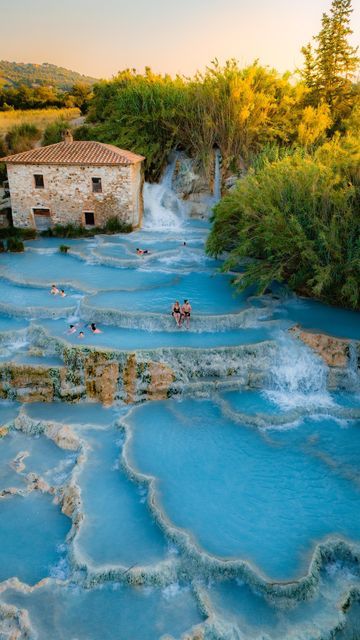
0,161,359,638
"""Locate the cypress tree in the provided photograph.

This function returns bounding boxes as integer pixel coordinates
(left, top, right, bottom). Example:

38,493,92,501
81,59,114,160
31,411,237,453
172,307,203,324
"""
302,0,359,121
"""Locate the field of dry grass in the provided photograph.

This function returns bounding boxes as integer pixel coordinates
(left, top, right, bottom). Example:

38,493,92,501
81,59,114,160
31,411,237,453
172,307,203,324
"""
0,107,80,136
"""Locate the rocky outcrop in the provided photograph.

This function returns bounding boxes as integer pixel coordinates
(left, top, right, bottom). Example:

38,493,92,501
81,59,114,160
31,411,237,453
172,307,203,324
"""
84,352,119,406
147,362,175,400
123,354,175,403
0,364,64,402
123,353,137,404
289,326,350,367
172,153,214,218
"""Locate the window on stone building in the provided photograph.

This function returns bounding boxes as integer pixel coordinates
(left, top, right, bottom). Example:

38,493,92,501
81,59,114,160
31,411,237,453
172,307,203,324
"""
34,174,44,189
84,211,95,226
91,177,102,193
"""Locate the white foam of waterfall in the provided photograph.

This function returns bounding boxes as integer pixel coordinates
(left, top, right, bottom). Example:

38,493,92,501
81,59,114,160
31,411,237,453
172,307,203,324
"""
213,148,222,203
67,295,83,324
266,334,334,410
347,342,360,392
143,156,187,230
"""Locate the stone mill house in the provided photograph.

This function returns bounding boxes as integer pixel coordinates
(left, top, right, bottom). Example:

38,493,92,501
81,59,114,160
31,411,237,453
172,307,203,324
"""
0,131,145,230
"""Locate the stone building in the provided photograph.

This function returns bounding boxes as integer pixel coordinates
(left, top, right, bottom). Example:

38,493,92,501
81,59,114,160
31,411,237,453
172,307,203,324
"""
0,131,145,230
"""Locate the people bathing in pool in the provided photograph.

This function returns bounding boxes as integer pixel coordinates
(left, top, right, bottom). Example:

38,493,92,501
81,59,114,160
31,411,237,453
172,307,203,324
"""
171,300,182,327
50,285,66,297
136,248,150,255
67,323,102,337
182,299,192,329
67,324,77,334
171,299,192,328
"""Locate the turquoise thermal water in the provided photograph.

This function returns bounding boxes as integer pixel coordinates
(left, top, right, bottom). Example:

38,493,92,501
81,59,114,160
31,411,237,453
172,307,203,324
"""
1,582,203,640
88,272,250,315
74,427,168,568
0,428,76,489
127,398,360,581
0,161,359,639
0,491,70,584
39,318,271,349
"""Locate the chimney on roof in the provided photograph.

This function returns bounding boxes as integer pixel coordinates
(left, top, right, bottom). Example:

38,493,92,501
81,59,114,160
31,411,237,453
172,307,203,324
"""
63,129,73,144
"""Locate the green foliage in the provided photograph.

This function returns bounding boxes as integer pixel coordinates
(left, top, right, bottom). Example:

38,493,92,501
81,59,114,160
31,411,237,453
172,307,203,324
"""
0,227,36,240
69,83,93,114
207,139,360,309
301,0,359,124
0,61,96,90
103,216,133,234
5,122,40,153
82,62,310,181
42,218,133,239
6,237,24,252
42,119,72,145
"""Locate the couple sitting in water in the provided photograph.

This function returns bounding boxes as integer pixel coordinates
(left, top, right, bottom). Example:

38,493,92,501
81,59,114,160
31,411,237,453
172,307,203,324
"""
67,323,102,338
50,284,66,297
172,300,192,328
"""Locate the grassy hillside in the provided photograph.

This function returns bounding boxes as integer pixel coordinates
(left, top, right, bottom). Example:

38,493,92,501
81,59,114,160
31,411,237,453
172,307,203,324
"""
0,107,80,137
0,61,97,90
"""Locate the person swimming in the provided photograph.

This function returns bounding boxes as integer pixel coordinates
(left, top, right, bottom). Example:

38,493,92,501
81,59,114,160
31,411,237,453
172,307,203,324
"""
181,299,192,329
50,284,59,295
67,324,77,334
90,323,102,334
171,300,182,327
78,331,85,339
136,248,150,255
60,289,66,297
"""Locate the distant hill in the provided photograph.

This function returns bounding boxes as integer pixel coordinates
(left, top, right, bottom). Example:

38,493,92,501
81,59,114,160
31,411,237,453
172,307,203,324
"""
0,61,98,90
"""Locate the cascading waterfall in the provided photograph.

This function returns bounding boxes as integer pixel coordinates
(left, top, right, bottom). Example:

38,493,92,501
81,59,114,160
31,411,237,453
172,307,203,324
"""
213,148,222,203
265,333,333,409
142,154,187,230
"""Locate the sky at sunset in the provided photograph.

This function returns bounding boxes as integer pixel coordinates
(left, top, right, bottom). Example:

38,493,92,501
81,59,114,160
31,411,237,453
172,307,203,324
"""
1,0,359,79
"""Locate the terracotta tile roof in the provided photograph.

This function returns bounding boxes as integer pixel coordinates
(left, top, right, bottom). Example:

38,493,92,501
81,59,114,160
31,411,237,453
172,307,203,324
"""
0,141,145,166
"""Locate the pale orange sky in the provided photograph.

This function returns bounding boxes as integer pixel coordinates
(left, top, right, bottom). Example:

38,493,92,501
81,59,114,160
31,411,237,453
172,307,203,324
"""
0,0,359,79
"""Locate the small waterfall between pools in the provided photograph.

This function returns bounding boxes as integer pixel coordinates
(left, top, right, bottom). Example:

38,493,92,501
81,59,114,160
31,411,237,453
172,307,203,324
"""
142,155,187,230
213,148,222,203
265,333,332,410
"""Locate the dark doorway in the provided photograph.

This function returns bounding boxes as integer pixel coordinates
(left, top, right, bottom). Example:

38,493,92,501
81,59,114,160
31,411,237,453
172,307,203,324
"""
84,211,95,226
33,208,51,230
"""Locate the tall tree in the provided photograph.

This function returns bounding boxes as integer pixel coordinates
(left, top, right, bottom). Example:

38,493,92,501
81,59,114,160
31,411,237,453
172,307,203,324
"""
301,0,359,122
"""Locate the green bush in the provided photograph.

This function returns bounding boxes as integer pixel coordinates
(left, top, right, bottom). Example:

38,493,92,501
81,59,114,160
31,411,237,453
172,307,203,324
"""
0,227,36,240
5,123,40,154
207,137,360,309
103,216,132,234
7,237,24,252
41,219,133,238
42,119,71,146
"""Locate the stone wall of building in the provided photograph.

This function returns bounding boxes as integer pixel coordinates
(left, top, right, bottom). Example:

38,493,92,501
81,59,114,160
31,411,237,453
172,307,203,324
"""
6,162,143,229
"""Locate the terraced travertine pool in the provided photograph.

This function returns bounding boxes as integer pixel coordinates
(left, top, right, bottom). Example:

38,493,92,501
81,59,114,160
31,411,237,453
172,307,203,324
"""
0,169,359,639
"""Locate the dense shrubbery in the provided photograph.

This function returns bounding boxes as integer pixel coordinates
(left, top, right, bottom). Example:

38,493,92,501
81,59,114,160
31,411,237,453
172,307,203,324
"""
207,133,360,309
5,123,40,153
42,119,72,146
205,0,360,310
41,217,133,238
81,62,328,181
